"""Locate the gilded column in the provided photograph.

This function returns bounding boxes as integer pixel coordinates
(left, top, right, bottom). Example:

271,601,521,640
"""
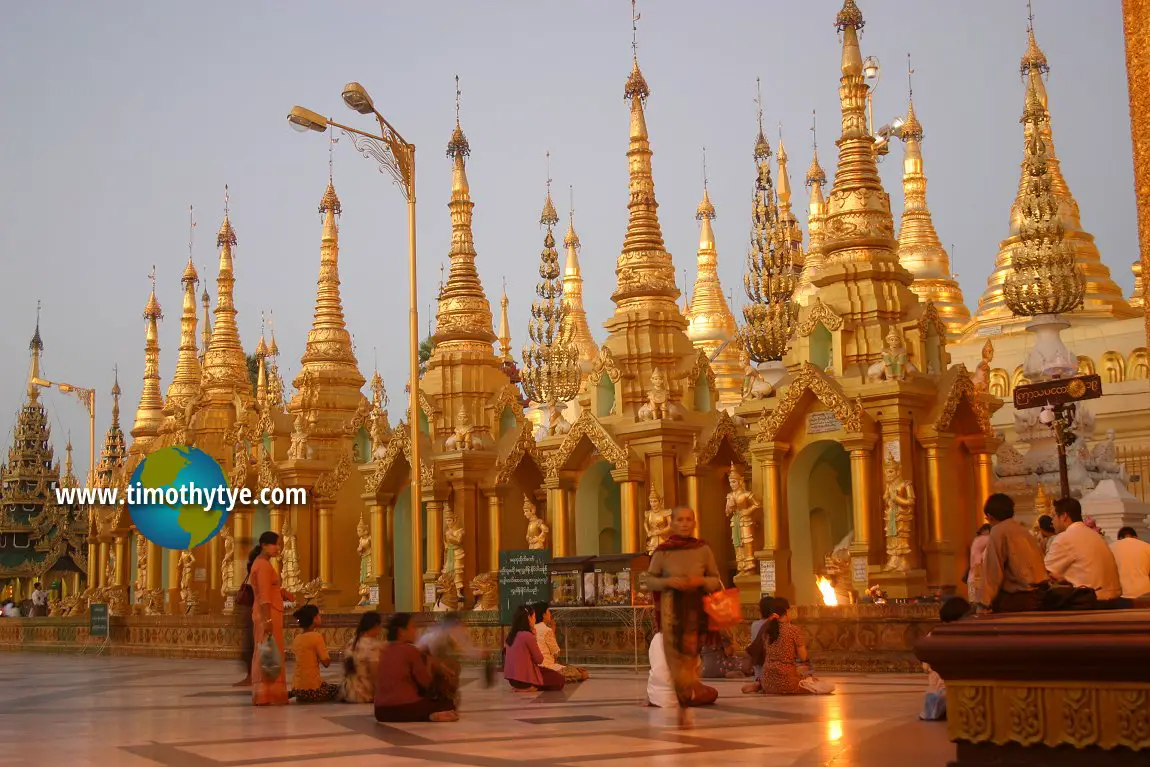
845,435,877,589
96,539,110,587
385,498,396,580
424,500,443,577
1123,0,1150,341
317,501,334,585
545,481,571,556
484,490,502,574
87,539,99,588
922,437,956,586
751,441,792,601
972,449,996,526
369,502,385,579
761,452,785,552
113,534,129,587
207,532,221,609
166,548,180,612
684,471,700,520
146,541,163,590
233,506,253,583
617,477,641,554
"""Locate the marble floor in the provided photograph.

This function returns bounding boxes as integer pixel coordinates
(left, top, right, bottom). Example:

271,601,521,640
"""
0,655,955,766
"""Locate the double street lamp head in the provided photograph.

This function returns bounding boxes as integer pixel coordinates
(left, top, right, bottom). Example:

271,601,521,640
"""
342,82,376,115
287,106,328,133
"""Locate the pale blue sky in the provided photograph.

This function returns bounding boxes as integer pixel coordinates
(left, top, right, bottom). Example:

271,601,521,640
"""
0,1,1137,475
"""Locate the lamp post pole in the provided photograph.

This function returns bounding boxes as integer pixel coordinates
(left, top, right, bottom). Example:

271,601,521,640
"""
289,91,423,610
32,377,96,485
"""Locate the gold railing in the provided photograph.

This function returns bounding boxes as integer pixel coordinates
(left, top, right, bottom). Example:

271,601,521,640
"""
1117,443,1150,502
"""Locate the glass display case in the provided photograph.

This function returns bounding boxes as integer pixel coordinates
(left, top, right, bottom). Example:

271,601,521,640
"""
548,556,594,607
590,553,651,606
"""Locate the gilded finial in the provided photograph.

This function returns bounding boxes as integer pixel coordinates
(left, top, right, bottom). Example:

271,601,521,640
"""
806,110,827,187
268,310,279,357
900,54,923,142
754,78,771,161
319,180,342,216
541,151,558,226
565,185,580,249
446,75,470,158
257,311,268,358
144,265,163,320
328,125,338,183
835,0,864,33
182,206,199,284
30,299,43,353
217,184,237,247
624,0,649,103
1021,0,1049,77
696,147,716,220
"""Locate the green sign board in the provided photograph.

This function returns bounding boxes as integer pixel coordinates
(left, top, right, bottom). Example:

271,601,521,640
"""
498,549,550,625
89,603,109,639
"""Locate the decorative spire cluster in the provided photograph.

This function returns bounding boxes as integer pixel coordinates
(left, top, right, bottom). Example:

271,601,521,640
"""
96,367,127,486
1002,75,1085,317
165,206,203,413
498,281,513,362
561,188,598,365
613,0,677,309
131,267,165,443
795,112,829,304
738,82,796,363
521,175,581,407
896,58,970,338
26,301,43,399
200,186,250,395
435,75,496,347
774,130,804,270
685,148,742,406
298,179,359,376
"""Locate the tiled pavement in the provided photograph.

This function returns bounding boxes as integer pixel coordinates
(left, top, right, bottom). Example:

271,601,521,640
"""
0,655,955,766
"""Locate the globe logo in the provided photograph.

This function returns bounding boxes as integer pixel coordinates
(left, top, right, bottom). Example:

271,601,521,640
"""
128,446,232,550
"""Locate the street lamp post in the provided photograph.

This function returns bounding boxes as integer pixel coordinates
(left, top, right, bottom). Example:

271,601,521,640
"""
288,89,423,611
31,377,96,486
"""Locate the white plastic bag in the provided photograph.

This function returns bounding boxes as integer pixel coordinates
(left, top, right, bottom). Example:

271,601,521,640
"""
799,675,835,695
258,635,282,682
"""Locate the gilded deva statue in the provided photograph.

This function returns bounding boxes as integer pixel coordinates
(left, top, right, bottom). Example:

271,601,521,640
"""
882,451,915,572
370,412,389,459
280,515,303,594
219,525,235,598
524,498,549,550
867,326,917,382
178,549,195,607
644,487,671,554
638,367,683,421
442,503,465,596
725,464,759,573
134,532,148,593
287,413,308,460
445,405,480,451
105,550,116,587
356,511,372,605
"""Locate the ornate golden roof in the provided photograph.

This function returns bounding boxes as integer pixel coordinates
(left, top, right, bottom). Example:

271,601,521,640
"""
896,97,970,339
200,197,250,396
968,24,1135,336
434,83,497,348
131,275,165,444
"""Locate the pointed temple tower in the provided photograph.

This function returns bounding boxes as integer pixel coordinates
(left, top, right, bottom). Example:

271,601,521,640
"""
562,195,599,368
94,369,127,487
795,117,829,306
129,272,165,455
160,249,202,441
685,167,742,408
0,314,88,600
896,68,971,340
968,18,1135,336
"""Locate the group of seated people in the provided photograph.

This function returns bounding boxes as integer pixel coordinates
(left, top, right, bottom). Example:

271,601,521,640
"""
281,600,589,722
978,493,1150,612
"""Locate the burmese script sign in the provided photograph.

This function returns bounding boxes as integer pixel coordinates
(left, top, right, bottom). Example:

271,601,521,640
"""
499,549,551,625
89,603,109,639
1013,374,1102,410
807,410,843,435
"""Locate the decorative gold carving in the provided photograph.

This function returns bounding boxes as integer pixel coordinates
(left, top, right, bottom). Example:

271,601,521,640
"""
795,298,843,336
644,486,670,554
469,572,499,611
934,366,994,437
444,405,481,452
363,424,434,495
638,367,684,422
525,497,549,550
441,502,465,595
1126,0,1150,342
882,450,915,573
972,338,994,392
725,463,759,573
314,451,352,501
356,510,372,605
952,684,992,743
493,422,544,486
695,410,743,467
546,410,629,478
588,345,621,383
866,326,917,382
756,363,863,442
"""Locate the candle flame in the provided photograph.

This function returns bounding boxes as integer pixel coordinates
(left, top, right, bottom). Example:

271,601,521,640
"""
816,576,839,607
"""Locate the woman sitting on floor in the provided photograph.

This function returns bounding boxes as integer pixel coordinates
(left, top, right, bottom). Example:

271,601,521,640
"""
374,613,458,723
751,597,834,696
504,604,564,692
532,603,589,683
338,611,383,703
289,605,340,703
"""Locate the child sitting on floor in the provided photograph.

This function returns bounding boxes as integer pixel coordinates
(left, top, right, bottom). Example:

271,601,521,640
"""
920,596,970,721
289,605,339,703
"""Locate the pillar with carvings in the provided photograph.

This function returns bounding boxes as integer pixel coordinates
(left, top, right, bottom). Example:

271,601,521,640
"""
612,467,645,554
751,440,792,602
843,434,878,592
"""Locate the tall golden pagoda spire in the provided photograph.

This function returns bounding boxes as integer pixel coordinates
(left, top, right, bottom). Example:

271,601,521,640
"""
775,129,804,270
561,187,598,365
200,186,250,397
896,56,970,339
969,7,1135,335
95,367,127,486
799,0,917,374
498,280,513,362
434,75,496,348
685,147,742,407
256,314,269,406
612,0,677,310
199,275,212,367
26,301,43,400
165,207,202,408
131,266,165,444
795,112,828,305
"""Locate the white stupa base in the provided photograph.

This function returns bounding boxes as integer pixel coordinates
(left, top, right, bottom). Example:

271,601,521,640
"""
1023,314,1076,380
1081,479,1150,542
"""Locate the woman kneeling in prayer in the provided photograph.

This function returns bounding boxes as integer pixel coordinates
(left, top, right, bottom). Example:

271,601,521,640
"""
338,611,383,703
504,605,565,692
374,613,459,723
755,597,834,696
289,605,340,703
532,602,589,683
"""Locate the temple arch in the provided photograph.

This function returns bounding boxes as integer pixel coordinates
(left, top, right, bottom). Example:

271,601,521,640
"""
786,440,852,606
1101,351,1125,383
575,459,621,556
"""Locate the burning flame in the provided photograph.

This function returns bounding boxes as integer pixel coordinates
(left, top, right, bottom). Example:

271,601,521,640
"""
816,576,839,607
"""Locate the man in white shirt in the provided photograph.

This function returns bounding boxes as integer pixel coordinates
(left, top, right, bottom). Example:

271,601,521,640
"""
30,582,49,617
645,632,678,709
1045,498,1122,601
1110,527,1150,598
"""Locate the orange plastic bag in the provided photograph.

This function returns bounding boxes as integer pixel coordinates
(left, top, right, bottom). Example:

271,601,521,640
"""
703,587,741,631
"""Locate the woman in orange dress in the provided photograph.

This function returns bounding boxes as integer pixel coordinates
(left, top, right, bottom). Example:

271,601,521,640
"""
250,531,294,706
